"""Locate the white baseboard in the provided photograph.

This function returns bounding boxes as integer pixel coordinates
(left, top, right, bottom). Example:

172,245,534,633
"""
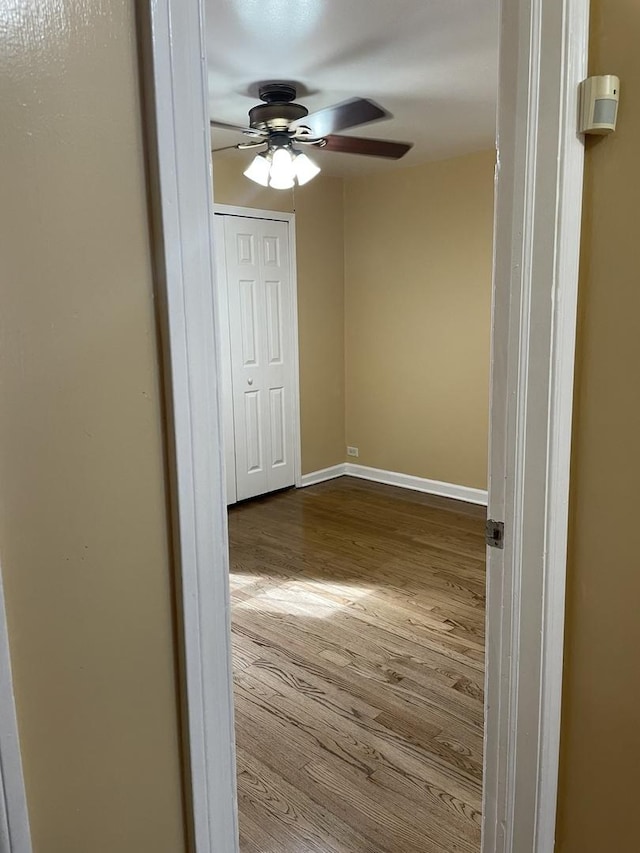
299,462,488,506
299,464,347,487
345,464,488,505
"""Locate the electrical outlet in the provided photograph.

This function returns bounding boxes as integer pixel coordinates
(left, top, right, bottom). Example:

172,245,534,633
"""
347,446,359,457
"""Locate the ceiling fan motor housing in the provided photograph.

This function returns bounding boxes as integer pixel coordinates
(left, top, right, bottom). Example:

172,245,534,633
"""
249,82,309,131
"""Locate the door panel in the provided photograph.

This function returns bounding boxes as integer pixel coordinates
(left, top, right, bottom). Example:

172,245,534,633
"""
263,233,280,266
239,279,259,366
223,215,296,501
266,279,283,364
244,390,263,473
269,386,286,467
225,219,269,499
259,220,295,492
236,231,255,264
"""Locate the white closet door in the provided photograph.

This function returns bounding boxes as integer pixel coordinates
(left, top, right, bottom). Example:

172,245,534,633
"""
224,215,296,501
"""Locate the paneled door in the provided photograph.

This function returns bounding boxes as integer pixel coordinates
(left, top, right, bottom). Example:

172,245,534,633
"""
215,213,297,503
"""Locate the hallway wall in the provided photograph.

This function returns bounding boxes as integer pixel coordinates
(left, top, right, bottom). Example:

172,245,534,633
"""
0,2,187,851
557,1,640,849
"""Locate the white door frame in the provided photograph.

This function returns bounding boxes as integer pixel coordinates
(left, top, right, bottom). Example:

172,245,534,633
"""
137,1,589,852
0,572,32,852
483,1,588,850
213,204,303,494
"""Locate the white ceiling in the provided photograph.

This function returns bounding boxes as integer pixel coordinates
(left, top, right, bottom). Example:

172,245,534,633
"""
206,0,499,177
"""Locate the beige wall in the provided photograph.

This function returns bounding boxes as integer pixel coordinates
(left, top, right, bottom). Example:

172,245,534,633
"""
557,1,640,849
0,3,186,852
344,151,494,489
213,156,346,474
292,177,346,474
214,152,494,486
3,1,631,848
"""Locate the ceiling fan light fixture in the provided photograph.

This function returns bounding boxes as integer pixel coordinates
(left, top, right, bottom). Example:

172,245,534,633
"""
268,146,296,189
243,152,271,187
293,151,321,186
214,84,413,189
241,138,322,190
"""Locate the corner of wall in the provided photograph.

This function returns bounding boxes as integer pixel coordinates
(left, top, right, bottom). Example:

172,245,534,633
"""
341,176,349,461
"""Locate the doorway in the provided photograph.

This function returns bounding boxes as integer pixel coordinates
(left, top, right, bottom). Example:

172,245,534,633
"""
214,149,493,851
138,0,589,851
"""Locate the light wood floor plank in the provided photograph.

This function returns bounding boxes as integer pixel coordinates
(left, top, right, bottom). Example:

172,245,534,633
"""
230,477,485,852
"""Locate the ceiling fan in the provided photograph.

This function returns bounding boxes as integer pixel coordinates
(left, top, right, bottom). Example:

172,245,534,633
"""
210,82,413,189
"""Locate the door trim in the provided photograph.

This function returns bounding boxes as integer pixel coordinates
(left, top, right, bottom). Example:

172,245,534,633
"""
137,4,238,849
482,2,588,851
0,571,32,852
213,204,303,492
138,0,589,851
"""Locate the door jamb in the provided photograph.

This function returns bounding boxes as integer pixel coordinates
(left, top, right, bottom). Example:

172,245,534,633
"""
137,0,590,851
482,2,588,851
0,571,32,852
213,203,303,491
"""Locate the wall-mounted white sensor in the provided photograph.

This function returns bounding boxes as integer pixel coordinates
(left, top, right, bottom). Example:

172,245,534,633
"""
579,75,620,134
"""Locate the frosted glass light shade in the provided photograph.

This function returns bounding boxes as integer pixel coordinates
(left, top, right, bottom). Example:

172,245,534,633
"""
243,153,270,186
293,152,321,185
269,147,295,188
270,146,293,173
269,173,295,189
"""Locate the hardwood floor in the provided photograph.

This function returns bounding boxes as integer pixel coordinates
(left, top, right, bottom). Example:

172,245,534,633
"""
228,476,486,853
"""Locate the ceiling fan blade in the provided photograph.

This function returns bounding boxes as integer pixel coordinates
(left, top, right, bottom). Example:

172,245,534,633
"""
293,98,389,137
322,134,413,159
212,140,266,154
210,119,267,137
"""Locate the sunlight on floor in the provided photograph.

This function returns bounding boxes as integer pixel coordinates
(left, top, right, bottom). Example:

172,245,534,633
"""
232,575,372,618
230,574,262,588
